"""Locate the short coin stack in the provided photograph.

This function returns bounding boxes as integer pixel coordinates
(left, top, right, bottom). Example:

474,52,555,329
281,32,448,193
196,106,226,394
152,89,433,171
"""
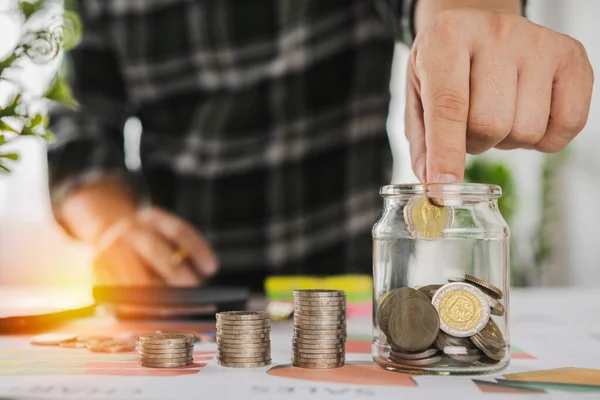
292,290,347,369
216,311,272,368
138,333,195,368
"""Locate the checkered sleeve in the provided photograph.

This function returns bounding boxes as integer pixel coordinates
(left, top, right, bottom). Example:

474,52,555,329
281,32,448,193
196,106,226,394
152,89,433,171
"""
47,4,135,215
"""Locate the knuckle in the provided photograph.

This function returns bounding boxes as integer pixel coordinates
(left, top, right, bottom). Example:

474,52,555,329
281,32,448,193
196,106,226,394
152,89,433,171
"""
559,111,588,134
487,12,518,41
432,9,464,35
469,114,512,139
510,122,547,144
428,89,469,122
535,138,563,154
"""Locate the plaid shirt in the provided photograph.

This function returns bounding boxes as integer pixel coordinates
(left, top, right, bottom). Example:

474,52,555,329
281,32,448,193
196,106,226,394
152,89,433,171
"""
46,0,419,282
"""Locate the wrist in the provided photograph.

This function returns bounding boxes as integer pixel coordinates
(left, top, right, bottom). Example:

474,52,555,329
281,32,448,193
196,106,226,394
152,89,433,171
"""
414,0,522,34
56,178,138,244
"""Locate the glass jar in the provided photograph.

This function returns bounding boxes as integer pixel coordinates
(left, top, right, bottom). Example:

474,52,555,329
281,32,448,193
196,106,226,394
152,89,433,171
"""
372,183,510,375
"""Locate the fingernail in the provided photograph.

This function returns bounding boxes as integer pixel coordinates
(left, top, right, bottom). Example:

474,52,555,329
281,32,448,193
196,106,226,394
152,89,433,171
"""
204,258,218,275
418,163,426,183
435,173,458,183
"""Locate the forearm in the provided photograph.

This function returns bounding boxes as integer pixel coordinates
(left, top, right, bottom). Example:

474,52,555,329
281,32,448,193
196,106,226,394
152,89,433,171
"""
414,0,522,33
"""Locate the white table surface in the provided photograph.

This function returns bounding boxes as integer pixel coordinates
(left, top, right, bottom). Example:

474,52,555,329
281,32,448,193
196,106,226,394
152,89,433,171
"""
0,287,599,400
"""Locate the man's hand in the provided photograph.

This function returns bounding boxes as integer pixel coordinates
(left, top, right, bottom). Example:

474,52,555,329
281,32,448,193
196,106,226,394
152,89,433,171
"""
93,207,218,286
406,7,594,182
56,180,218,286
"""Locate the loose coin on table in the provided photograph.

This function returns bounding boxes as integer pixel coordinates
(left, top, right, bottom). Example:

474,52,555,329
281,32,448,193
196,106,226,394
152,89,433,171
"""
216,311,272,368
292,289,347,369
432,282,491,337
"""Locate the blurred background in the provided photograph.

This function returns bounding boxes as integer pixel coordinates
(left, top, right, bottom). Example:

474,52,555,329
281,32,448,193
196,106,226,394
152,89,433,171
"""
0,0,598,291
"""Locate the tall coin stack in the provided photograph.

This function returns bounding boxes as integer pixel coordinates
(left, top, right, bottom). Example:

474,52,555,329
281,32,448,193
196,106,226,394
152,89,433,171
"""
138,333,195,368
292,289,347,369
216,311,271,368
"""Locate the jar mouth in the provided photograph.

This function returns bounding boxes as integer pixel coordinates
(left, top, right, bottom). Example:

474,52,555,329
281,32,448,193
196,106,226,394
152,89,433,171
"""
380,183,501,198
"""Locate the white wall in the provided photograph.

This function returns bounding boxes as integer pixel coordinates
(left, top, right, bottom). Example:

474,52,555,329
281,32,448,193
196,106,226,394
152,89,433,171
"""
526,0,600,286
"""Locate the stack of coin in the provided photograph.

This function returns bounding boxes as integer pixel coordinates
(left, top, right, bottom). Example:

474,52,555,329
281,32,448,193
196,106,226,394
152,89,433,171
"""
216,311,271,368
138,333,195,368
292,290,347,369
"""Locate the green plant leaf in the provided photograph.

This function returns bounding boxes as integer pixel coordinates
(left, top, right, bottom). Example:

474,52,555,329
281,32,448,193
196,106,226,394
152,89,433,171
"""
60,10,83,51
0,53,20,77
0,135,5,145
41,130,55,142
0,162,10,173
0,153,19,161
0,120,18,134
30,113,43,127
19,0,45,20
0,95,22,118
20,124,36,136
44,76,79,109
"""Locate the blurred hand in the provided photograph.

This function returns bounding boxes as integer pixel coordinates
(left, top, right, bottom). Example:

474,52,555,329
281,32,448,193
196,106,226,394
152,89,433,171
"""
406,8,594,182
93,207,218,286
56,179,218,286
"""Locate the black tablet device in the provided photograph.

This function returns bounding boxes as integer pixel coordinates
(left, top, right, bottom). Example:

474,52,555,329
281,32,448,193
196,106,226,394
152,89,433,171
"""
92,285,250,320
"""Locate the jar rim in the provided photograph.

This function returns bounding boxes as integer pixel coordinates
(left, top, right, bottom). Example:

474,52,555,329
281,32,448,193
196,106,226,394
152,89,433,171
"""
380,183,501,197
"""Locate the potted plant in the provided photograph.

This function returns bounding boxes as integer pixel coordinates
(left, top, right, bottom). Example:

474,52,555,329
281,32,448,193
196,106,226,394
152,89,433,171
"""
0,0,81,173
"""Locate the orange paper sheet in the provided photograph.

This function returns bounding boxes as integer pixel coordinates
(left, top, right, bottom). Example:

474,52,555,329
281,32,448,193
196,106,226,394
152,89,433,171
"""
504,367,600,386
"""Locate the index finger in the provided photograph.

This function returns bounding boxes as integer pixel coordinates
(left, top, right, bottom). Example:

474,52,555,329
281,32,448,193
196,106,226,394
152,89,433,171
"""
416,35,471,182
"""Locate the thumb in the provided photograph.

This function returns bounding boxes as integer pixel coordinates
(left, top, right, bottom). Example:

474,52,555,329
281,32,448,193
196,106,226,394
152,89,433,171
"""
415,40,470,182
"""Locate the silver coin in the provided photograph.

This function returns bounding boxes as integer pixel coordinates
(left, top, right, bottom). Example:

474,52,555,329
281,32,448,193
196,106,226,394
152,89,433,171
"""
216,325,271,332
448,353,482,363
488,296,505,316
292,361,344,369
294,307,346,315
294,299,347,307
389,348,438,360
293,322,346,330
293,289,345,296
218,360,271,368
139,355,194,363
388,355,442,366
292,351,345,359
140,360,194,368
217,348,270,355
216,338,270,346
216,311,269,321
138,351,194,360
139,333,195,346
217,355,271,363
216,340,270,348
216,320,270,327
292,341,345,350
293,331,346,339
294,314,346,321
292,346,344,354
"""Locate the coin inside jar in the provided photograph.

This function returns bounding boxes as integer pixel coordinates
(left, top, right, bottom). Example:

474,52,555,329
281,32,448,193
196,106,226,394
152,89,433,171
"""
386,297,439,352
432,282,491,337
377,287,429,338
404,197,452,239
